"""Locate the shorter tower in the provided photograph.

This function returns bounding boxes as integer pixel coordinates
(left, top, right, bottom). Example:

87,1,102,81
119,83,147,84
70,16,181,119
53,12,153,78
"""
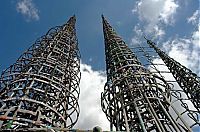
146,38,200,112
0,16,80,131
101,15,192,132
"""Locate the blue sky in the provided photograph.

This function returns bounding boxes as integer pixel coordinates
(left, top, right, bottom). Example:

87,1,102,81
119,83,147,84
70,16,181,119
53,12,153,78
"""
0,0,137,71
0,0,199,71
0,0,199,131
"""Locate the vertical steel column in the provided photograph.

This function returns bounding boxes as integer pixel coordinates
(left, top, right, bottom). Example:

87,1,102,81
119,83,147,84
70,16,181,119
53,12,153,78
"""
0,16,80,130
101,15,191,132
146,38,200,112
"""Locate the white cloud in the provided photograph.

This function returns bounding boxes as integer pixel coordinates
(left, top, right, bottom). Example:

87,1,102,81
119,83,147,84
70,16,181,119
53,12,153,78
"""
74,63,110,130
131,23,164,45
133,0,178,24
131,37,141,45
152,25,165,37
187,10,199,25
162,26,200,75
191,24,200,46
159,0,179,24
133,0,164,23
16,0,39,21
132,0,178,38
131,23,165,46
131,24,143,45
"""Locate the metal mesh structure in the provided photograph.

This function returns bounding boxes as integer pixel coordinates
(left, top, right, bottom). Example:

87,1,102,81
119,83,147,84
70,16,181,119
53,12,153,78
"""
101,15,193,132
130,41,199,130
146,38,200,112
0,16,80,131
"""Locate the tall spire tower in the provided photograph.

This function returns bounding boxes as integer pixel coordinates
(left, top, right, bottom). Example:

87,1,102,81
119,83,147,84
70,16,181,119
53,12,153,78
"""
146,39,200,112
101,15,192,131
0,16,80,131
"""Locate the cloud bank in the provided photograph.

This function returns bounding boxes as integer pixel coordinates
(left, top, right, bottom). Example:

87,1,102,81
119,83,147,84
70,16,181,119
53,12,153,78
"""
132,0,179,39
187,10,199,25
74,63,110,130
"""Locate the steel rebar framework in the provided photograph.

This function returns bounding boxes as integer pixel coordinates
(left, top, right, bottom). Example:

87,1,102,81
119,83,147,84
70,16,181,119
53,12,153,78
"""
0,16,80,130
101,16,192,132
130,41,199,130
146,39,200,112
